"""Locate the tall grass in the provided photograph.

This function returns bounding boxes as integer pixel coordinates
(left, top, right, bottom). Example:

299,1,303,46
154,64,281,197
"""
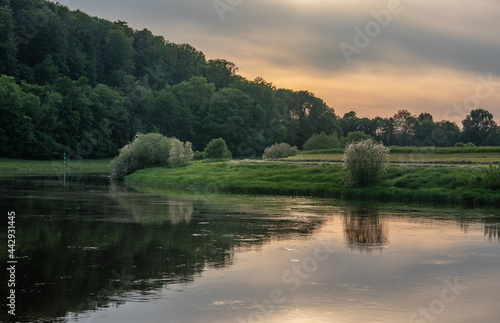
302,146,500,155
126,161,500,207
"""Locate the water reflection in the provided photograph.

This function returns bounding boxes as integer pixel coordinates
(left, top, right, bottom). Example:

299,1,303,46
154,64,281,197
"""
1,175,499,323
0,175,324,322
343,206,388,253
484,224,500,240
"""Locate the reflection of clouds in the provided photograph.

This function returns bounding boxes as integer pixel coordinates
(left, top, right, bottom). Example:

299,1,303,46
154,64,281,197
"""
343,207,388,253
484,224,500,241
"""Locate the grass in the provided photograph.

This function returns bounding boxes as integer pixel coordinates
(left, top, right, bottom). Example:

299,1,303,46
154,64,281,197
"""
126,161,500,208
301,146,500,155
287,147,500,167
0,158,111,173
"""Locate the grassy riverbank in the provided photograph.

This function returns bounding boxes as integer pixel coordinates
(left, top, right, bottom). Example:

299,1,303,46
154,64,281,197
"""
126,161,500,207
0,158,111,173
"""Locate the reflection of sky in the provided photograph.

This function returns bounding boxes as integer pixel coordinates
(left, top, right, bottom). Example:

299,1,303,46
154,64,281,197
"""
75,214,500,323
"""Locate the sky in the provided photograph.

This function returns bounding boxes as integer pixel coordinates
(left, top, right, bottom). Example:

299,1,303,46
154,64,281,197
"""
55,0,500,122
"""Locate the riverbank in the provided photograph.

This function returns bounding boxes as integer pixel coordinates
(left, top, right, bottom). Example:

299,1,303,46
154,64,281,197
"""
126,161,500,207
0,158,111,173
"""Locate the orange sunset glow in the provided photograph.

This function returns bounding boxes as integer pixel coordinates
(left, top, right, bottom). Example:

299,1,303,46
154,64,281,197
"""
59,0,500,120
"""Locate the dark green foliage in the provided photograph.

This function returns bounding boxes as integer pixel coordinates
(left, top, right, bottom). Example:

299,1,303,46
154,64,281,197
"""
0,0,498,161
126,161,500,207
203,138,231,159
341,131,374,147
303,132,340,150
0,0,344,159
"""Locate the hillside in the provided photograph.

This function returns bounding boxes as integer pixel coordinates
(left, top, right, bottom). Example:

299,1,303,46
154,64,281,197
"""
0,0,339,159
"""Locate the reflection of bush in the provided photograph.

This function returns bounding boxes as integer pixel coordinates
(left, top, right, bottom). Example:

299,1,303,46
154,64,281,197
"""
484,224,500,240
343,207,388,252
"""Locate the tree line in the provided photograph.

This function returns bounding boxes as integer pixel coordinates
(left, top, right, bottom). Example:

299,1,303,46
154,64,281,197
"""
0,0,498,159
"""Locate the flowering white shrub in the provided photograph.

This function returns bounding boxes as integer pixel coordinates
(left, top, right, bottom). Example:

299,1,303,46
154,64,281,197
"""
342,139,390,187
262,143,300,159
111,133,193,179
169,139,194,166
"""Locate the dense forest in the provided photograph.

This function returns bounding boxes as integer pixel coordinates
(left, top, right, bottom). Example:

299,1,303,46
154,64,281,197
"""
0,0,498,159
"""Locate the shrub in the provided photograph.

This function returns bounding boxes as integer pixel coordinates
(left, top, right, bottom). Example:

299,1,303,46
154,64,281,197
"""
464,142,477,147
303,132,340,150
203,138,232,159
263,143,300,159
342,139,390,187
111,133,192,179
169,139,194,166
340,131,374,147
193,151,204,160
454,142,465,147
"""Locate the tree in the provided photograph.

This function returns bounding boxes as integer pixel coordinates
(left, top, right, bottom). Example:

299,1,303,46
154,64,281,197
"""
203,138,231,159
341,131,374,147
462,109,498,146
202,88,254,153
103,28,136,86
303,132,340,150
204,58,237,89
392,109,417,146
342,140,390,187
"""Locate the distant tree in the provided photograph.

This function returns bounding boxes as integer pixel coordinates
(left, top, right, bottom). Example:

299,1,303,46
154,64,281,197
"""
392,109,417,146
462,109,498,146
341,131,374,147
303,132,340,150
204,58,237,89
203,138,231,159
373,117,395,146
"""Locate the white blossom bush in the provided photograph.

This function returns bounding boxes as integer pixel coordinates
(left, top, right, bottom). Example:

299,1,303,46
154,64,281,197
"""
342,139,390,187
262,143,300,159
111,133,193,179
169,139,194,166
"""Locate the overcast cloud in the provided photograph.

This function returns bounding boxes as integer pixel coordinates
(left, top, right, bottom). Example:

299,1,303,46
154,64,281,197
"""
58,0,500,120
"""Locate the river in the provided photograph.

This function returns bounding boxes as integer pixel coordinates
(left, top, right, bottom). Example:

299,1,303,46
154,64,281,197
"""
0,173,499,323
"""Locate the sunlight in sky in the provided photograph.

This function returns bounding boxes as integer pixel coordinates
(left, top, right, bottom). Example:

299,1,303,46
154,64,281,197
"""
58,0,500,119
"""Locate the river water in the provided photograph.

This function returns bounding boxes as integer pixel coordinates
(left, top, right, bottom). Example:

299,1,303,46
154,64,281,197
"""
0,173,499,323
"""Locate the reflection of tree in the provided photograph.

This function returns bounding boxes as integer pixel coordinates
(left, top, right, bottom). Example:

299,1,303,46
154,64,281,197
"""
484,224,500,241
109,182,193,225
343,207,388,252
5,178,325,322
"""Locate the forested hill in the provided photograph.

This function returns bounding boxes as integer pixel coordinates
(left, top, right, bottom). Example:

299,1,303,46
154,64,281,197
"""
0,0,339,159
1,1,498,160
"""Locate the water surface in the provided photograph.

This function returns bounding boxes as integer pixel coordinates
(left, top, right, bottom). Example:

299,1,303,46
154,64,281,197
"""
0,174,499,323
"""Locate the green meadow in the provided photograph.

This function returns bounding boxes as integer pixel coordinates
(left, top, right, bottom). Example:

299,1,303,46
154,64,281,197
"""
0,158,111,173
126,159,500,207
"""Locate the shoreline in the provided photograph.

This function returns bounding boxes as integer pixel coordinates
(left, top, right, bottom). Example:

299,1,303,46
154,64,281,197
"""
125,161,500,208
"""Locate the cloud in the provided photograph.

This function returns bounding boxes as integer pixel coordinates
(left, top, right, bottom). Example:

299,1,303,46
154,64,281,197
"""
61,0,500,119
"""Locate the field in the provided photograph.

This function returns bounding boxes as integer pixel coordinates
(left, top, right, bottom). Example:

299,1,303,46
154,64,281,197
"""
0,158,111,173
285,147,500,167
126,159,500,207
